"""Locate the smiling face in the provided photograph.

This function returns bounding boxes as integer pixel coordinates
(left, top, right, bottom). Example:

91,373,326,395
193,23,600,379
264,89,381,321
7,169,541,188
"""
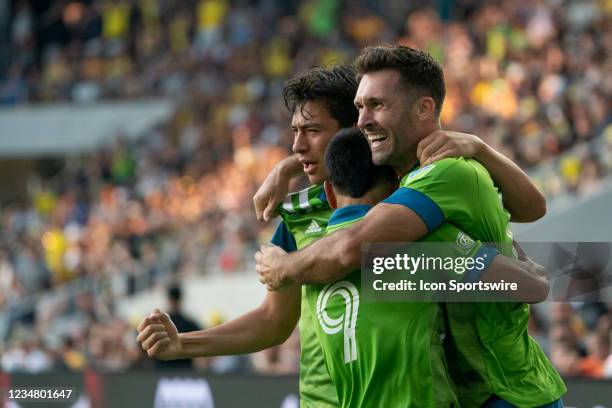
354,69,421,174
291,101,342,185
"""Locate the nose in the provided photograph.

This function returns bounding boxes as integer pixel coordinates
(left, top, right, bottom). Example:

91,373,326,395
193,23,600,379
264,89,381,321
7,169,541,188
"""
292,130,308,154
357,107,374,132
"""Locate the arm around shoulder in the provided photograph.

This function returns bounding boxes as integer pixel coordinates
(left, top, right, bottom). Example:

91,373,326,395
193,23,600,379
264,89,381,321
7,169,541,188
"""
480,254,549,303
286,203,429,285
475,144,547,222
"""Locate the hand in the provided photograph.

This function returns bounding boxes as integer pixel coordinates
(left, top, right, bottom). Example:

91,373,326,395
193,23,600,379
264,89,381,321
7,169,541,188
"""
512,240,528,261
513,241,548,282
255,245,291,291
137,308,183,360
417,131,486,166
253,163,291,222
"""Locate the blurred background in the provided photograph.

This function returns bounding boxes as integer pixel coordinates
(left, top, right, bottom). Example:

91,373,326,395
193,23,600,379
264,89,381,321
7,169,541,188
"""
0,0,610,406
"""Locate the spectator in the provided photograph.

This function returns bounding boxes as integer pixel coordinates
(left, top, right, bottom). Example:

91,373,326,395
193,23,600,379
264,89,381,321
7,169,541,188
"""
154,285,201,370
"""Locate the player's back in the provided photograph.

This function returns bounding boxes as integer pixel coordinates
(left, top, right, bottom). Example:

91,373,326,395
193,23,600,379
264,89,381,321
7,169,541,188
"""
305,205,474,408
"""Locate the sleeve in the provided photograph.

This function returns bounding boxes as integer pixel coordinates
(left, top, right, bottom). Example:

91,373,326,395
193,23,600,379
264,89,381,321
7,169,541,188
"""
464,245,499,283
270,222,297,253
382,158,480,232
381,187,444,232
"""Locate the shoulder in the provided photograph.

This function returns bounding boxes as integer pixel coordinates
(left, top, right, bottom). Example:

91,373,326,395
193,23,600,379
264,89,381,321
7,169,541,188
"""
401,158,479,188
277,184,329,217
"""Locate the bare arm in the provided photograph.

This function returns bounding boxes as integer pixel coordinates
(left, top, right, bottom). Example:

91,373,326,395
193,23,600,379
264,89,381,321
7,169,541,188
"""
256,132,546,224
253,154,302,222
257,204,428,288
137,285,301,360
481,254,549,303
417,131,546,222
180,285,301,358
474,144,546,222
257,202,549,304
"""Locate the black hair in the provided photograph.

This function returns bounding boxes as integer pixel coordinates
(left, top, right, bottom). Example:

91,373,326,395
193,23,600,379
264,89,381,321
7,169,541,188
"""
325,127,397,198
355,45,446,114
283,65,358,128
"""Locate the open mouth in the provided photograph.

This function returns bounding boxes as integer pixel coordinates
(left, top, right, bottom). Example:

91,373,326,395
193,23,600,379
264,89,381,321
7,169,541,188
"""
302,161,317,173
367,134,388,148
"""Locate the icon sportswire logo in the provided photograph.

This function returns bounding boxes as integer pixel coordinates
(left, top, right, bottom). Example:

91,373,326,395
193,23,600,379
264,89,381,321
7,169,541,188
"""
316,281,359,363
305,220,322,234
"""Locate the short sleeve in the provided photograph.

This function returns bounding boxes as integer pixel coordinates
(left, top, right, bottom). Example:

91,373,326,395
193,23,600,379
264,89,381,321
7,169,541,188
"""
383,158,481,232
270,222,297,253
382,187,444,232
464,245,499,283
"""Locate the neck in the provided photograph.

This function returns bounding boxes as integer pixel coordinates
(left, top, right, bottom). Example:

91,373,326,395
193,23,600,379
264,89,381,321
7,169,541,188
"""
394,157,419,177
393,121,441,176
335,186,389,209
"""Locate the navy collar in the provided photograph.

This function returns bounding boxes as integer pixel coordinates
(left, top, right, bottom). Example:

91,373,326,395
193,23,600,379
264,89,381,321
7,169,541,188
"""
318,185,328,203
328,204,372,227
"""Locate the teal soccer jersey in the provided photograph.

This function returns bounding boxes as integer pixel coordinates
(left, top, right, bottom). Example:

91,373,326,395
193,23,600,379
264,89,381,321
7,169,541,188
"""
271,184,337,407
383,158,566,407
305,204,497,408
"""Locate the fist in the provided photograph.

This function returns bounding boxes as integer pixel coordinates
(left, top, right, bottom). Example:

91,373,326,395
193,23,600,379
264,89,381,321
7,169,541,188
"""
136,309,183,360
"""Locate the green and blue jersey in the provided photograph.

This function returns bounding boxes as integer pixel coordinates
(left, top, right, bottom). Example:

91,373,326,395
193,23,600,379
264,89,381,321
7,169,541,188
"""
271,184,338,407
305,204,497,408
269,157,565,407
382,158,566,407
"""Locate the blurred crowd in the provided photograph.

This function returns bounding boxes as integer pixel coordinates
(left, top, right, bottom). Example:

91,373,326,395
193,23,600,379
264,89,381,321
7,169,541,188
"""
2,0,611,190
0,0,611,377
1,285,300,375
0,109,287,373
531,302,612,379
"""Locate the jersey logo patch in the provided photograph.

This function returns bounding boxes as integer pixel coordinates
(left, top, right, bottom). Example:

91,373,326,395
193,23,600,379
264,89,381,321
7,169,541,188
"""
305,220,322,234
316,281,359,363
456,231,476,253
406,164,436,185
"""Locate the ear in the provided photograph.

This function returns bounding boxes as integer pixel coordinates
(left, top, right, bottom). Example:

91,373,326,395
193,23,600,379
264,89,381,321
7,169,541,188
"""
416,96,436,121
324,181,337,209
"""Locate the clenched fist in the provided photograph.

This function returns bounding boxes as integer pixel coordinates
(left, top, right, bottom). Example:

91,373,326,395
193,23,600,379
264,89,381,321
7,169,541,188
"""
136,309,183,360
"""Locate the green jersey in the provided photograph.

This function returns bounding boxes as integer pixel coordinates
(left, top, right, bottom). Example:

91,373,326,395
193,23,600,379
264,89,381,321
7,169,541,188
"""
305,204,497,408
382,158,566,407
271,184,337,407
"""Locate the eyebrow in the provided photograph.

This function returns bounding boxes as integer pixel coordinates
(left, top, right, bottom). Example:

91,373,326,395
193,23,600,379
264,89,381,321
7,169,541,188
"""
291,122,323,129
355,95,384,104
364,96,384,103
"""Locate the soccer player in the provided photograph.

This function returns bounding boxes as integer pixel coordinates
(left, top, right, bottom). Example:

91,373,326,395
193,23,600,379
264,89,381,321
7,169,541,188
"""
256,46,566,407
139,64,551,407
137,66,356,407
305,127,549,407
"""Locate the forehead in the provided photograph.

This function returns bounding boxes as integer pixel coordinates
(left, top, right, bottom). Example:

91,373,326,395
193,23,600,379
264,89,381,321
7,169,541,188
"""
291,100,338,127
355,69,403,102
